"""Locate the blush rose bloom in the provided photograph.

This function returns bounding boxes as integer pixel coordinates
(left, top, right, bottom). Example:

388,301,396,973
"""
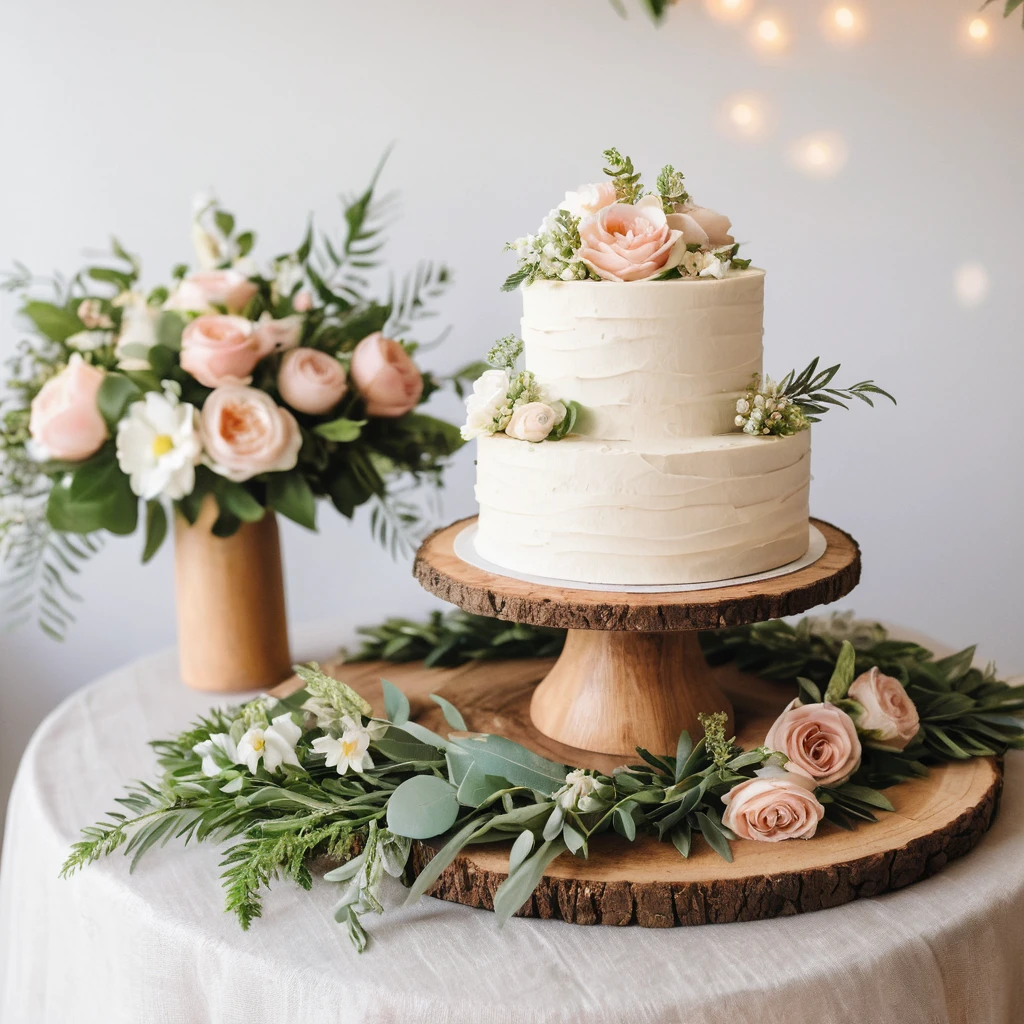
721,770,825,842
277,348,347,416
765,699,862,788
848,667,921,751
200,385,302,482
28,354,108,462
505,402,562,442
669,202,735,249
349,332,423,418
180,315,275,389
576,195,685,282
177,269,258,314
254,312,303,354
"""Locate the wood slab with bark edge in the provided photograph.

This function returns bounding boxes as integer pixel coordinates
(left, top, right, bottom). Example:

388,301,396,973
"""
274,657,1002,928
412,517,861,755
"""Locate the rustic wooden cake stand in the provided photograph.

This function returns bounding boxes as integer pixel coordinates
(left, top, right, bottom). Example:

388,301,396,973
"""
285,516,1001,927
413,516,862,757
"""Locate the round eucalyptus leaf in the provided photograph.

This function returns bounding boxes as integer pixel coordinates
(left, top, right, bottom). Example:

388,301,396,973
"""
386,775,460,840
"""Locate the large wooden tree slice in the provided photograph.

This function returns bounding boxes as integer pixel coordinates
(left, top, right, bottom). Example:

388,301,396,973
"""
277,656,1002,928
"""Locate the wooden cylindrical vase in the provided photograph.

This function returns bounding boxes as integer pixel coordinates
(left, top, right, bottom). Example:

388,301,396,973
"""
174,498,293,692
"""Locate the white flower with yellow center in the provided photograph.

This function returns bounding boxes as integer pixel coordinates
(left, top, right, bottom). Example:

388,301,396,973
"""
116,391,202,501
312,715,388,776
235,713,303,774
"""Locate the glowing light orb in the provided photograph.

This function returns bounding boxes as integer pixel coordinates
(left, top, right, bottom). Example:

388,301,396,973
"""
718,94,771,141
788,132,849,178
968,18,989,41
704,0,752,20
954,263,990,307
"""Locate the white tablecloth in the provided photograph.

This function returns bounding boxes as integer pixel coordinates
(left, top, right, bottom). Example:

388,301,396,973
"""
2,644,1023,1024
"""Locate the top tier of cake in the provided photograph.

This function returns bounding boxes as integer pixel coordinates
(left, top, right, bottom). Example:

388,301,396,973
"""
521,269,765,444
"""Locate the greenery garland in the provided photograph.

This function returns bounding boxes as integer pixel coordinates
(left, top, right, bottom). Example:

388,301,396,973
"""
64,613,1024,952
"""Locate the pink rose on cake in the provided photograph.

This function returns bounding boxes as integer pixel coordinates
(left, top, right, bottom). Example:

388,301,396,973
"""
848,667,920,751
180,315,275,389
764,699,862,788
576,196,686,282
721,767,825,842
200,384,302,482
28,355,108,462
667,202,735,249
277,348,347,416
349,333,423,418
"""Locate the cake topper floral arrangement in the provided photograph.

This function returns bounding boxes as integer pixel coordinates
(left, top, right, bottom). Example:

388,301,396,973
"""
64,613,1023,951
459,335,581,443
502,148,750,291
0,166,464,638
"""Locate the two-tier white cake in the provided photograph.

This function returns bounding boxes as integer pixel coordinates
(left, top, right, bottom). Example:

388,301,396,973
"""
472,270,811,585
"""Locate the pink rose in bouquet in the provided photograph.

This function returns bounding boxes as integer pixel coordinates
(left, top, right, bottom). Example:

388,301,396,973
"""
576,196,685,282
200,384,301,482
721,771,825,842
764,698,862,788
848,667,920,751
180,315,274,389
28,355,108,461
176,269,258,314
349,332,423,418
277,349,347,416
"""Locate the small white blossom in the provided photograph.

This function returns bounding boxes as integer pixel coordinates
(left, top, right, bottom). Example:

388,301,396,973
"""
555,769,607,812
235,713,303,774
192,733,238,777
461,368,511,440
312,714,388,775
66,330,113,352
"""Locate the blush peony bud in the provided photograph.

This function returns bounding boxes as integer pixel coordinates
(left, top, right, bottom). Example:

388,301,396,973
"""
848,667,921,751
349,333,423,418
28,355,108,462
277,348,347,416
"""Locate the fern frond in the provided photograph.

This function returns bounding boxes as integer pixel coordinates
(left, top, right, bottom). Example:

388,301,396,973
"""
386,261,452,339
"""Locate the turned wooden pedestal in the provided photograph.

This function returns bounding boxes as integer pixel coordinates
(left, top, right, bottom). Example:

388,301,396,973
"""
413,517,861,756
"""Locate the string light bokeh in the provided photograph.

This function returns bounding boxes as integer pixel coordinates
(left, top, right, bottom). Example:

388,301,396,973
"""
821,4,867,44
703,0,753,23
751,13,788,53
788,132,849,178
954,263,991,307
718,93,771,140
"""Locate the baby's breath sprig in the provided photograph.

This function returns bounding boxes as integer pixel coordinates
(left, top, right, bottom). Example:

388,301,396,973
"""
486,335,524,370
735,357,895,437
602,147,644,204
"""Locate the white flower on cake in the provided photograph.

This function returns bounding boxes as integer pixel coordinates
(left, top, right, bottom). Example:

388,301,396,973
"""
461,368,511,440
116,391,202,500
505,401,564,442
235,713,303,774
192,732,239,777
312,715,388,775
681,250,726,280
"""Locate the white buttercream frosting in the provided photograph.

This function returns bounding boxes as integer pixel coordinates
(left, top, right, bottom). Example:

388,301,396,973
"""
474,430,811,586
521,271,765,443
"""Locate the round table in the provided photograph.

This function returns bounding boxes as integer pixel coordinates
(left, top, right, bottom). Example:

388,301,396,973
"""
2,643,1023,1024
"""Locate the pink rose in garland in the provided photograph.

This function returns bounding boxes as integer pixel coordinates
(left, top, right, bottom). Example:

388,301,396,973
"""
765,699,862,788
722,769,825,842
848,667,921,751
181,315,274,389
277,349,347,416
349,332,423,417
28,355,108,462
200,385,302,482
576,195,685,282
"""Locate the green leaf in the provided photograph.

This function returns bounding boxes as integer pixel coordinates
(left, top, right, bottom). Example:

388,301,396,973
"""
212,480,265,523
99,476,140,536
266,471,317,530
834,784,894,812
935,647,977,684
430,694,467,731
446,749,510,806
236,231,255,257
824,641,858,703
314,418,366,443
695,811,734,862
493,840,567,924
156,311,186,351
508,829,535,874
674,730,693,783
142,501,167,563
670,822,692,858
68,454,121,504
373,728,441,764
87,267,134,290
381,679,410,725
46,479,109,534
448,734,567,796
385,776,460,840
798,676,823,704
613,806,637,841
214,210,235,237
96,374,143,430
22,301,83,342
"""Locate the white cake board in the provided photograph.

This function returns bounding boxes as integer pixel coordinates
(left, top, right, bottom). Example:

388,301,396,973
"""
452,523,827,595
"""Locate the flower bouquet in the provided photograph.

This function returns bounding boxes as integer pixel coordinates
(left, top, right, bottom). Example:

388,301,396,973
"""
0,167,464,688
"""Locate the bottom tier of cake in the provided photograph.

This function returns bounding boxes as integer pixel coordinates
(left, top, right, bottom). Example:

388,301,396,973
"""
473,430,811,585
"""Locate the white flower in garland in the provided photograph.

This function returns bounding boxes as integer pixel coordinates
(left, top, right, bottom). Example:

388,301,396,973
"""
192,732,238,777
235,713,303,774
116,391,202,500
555,769,609,812
312,714,388,776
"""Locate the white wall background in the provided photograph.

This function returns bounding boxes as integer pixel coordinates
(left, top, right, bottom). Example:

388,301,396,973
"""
1,0,1021,829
